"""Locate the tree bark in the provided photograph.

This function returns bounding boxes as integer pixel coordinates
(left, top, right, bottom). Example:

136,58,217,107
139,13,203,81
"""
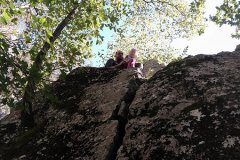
21,6,78,128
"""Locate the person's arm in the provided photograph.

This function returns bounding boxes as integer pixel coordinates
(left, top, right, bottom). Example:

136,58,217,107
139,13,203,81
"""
110,60,125,68
127,58,136,68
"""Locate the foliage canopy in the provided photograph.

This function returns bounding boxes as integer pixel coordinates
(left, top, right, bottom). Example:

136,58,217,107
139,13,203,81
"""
107,0,206,63
211,0,240,38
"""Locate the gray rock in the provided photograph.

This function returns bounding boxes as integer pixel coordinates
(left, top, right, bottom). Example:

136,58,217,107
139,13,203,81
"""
118,52,240,160
142,59,165,78
0,106,10,120
0,68,142,160
1,52,240,160
235,44,240,51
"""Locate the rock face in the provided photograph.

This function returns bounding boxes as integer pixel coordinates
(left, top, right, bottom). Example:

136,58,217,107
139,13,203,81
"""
118,52,240,159
1,52,240,160
143,59,165,78
0,68,142,160
0,106,10,120
235,44,240,51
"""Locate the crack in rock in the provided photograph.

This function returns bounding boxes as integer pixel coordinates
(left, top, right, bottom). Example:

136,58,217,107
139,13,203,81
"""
107,78,144,160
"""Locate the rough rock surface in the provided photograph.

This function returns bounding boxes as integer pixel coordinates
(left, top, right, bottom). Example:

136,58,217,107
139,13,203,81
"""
118,52,240,160
0,68,142,160
143,59,165,78
235,44,240,51
0,106,10,120
1,52,240,160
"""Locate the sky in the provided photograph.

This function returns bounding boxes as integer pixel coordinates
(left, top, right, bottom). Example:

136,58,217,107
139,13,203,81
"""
87,0,240,67
173,0,239,56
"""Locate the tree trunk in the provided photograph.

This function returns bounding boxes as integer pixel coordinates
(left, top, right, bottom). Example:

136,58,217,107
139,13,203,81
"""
21,6,78,128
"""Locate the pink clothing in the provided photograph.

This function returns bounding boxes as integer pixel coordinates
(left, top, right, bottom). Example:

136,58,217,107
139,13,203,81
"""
121,55,136,69
127,58,136,68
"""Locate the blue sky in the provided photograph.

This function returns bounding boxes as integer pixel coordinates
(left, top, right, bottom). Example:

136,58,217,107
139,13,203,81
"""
88,27,114,66
87,1,239,67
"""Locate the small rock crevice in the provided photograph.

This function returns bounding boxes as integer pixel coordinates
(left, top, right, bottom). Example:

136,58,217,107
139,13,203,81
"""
107,78,144,160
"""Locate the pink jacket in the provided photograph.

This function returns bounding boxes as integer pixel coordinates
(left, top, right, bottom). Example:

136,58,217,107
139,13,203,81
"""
121,55,136,69
127,57,136,68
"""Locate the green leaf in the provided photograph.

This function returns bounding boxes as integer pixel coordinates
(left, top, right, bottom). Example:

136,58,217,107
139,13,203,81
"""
40,17,46,25
2,11,10,23
0,16,7,25
46,29,53,37
9,2,15,9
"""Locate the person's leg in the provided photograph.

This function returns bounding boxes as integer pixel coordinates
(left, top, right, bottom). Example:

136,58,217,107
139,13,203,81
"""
135,68,144,78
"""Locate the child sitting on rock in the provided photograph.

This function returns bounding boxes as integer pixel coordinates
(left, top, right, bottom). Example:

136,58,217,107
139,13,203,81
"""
112,48,137,69
125,48,137,68
105,50,124,67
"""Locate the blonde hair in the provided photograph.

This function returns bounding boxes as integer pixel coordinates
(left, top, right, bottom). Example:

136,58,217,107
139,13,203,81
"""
129,48,137,58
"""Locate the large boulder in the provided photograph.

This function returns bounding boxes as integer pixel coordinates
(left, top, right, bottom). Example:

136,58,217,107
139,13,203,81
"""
117,52,240,160
1,52,240,160
0,68,142,160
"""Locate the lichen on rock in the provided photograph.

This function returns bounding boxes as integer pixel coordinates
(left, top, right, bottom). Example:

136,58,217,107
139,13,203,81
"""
0,67,142,160
0,106,10,120
117,52,240,160
1,52,240,160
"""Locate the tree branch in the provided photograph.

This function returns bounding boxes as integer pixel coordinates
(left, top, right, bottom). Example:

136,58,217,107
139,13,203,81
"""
21,5,79,127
